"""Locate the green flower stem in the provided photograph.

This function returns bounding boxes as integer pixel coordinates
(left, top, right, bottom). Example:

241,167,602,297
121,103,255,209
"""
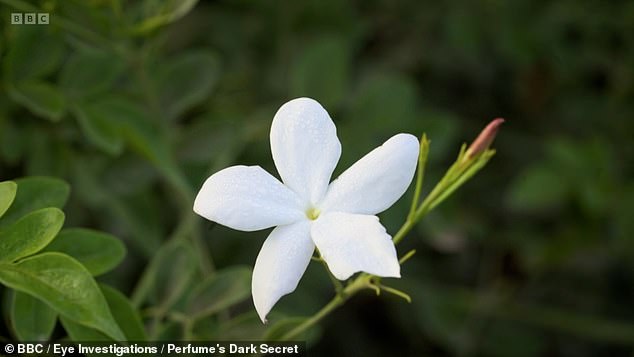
397,146,496,245
408,134,430,220
391,216,416,245
280,296,342,340
409,148,496,224
183,319,195,341
317,251,343,294
378,285,412,303
146,305,168,340
280,275,372,340
398,249,417,264
427,150,495,212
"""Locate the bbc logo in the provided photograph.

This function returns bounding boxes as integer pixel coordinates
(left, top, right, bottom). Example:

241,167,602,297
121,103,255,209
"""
11,13,49,25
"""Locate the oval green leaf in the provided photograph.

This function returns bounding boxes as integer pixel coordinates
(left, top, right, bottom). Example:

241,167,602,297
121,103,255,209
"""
71,102,124,155
7,81,66,122
0,177,70,229
100,284,147,341
3,26,64,82
60,284,146,342
72,103,123,155
60,50,125,99
44,228,126,276
131,240,197,309
0,208,64,263
60,316,110,343
156,50,220,121
0,252,124,340
11,290,58,342
84,96,178,178
187,266,251,318
0,181,17,218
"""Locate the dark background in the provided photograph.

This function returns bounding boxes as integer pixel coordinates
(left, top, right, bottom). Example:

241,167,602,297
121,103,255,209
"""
1,0,633,355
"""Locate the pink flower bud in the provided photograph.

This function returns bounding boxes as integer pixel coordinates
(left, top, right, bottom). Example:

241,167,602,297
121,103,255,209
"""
466,118,505,159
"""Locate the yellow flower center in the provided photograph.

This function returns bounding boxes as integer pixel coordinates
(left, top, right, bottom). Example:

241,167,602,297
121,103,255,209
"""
306,207,321,220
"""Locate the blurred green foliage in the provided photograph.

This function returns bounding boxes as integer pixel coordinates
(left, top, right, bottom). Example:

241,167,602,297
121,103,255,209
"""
0,0,633,355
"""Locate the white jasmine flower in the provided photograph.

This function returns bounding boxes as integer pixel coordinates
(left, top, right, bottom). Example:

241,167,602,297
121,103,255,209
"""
194,97,419,322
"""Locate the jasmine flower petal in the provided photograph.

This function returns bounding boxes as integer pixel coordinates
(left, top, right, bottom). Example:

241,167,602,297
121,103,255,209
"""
194,98,417,321
194,165,306,232
270,97,342,205
252,220,314,322
311,212,400,280
320,133,419,215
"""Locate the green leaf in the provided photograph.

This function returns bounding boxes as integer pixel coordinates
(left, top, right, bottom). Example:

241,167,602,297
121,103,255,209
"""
100,284,147,341
0,208,64,263
156,50,220,121
93,97,190,198
177,117,240,165
60,50,125,99
7,81,66,121
43,228,126,276
290,36,350,109
71,103,124,155
60,316,110,342
107,191,163,259
69,157,163,258
132,240,197,309
85,96,175,171
60,284,147,342
186,266,251,318
0,252,124,341
10,291,58,342
0,176,70,229
3,26,64,82
0,181,17,219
